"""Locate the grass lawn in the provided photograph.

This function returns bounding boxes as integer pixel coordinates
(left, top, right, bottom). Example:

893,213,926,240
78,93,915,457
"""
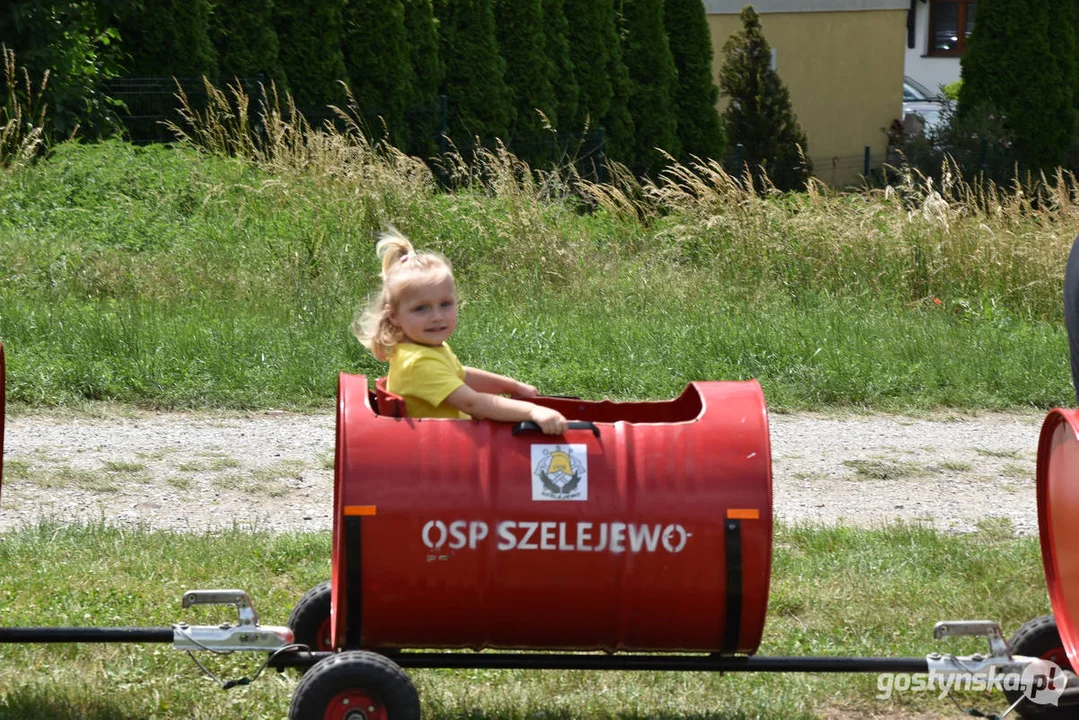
0,522,1051,719
0,139,1075,412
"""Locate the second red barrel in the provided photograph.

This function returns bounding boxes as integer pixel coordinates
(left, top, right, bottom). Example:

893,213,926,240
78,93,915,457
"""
1038,408,1079,669
331,374,773,654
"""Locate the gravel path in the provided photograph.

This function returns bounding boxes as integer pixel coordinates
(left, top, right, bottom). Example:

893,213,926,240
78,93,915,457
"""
0,408,1047,535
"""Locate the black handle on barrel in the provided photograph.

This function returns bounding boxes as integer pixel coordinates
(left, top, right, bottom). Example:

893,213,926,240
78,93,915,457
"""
512,421,600,438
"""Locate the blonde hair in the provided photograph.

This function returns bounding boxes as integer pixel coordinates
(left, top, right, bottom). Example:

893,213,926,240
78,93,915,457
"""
353,227,455,361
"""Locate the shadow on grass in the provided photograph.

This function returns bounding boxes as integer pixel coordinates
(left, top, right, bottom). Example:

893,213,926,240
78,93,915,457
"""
0,694,821,720
428,712,817,720
0,686,138,720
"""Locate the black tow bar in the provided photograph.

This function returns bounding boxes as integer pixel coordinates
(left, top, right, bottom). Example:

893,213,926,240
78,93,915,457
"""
0,627,174,643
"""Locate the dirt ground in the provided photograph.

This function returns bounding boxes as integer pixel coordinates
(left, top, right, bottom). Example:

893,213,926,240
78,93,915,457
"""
0,407,1046,535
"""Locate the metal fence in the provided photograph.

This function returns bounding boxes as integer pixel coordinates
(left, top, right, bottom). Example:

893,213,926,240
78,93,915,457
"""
103,76,269,144
715,144,888,189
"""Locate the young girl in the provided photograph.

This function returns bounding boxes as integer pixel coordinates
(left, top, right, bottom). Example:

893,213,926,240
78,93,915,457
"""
354,228,569,434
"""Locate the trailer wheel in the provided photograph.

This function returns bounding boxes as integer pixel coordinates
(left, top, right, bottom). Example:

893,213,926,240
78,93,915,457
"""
289,650,420,720
1010,615,1073,672
289,581,333,653
1005,615,1073,719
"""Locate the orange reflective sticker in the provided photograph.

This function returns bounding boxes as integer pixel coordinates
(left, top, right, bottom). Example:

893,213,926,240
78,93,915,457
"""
343,505,378,517
727,508,760,520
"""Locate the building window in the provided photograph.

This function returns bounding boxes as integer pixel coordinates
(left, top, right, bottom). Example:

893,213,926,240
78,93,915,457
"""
928,0,976,56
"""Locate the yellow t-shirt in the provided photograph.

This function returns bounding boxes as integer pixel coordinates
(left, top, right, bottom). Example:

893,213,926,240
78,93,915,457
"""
387,342,470,419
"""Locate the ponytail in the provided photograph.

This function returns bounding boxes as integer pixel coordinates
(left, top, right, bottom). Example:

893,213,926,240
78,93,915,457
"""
376,227,415,279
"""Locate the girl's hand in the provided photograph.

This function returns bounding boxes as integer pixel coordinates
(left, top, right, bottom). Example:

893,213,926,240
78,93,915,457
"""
530,405,568,435
513,382,539,399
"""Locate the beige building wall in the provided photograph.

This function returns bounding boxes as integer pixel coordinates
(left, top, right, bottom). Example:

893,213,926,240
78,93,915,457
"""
706,9,907,186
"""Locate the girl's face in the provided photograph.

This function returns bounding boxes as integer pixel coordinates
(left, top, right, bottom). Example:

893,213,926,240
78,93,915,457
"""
390,276,458,347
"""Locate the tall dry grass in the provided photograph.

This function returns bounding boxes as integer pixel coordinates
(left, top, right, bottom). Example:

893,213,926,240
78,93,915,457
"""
164,79,605,284
0,46,47,168
165,79,436,204
573,152,1077,319
162,78,1077,320
166,78,582,206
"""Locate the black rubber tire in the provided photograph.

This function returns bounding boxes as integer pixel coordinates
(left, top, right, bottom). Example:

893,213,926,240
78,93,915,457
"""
288,650,420,720
288,581,332,653
1005,615,1072,719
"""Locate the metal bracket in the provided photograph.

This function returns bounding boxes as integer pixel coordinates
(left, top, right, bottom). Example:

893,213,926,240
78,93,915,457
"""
174,589,294,653
927,620,1035,688
933,620,1011,661
182,589,260,627
928,620,1078,718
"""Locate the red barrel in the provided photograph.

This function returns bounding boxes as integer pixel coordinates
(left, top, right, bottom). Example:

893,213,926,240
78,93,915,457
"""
331,373,773,654
1037,408,1079,668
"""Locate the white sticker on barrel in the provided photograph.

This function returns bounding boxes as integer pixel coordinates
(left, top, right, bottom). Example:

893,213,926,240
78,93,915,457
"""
531,444,587,501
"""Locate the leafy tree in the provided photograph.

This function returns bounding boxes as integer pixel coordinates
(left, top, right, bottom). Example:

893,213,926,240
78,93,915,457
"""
541,0,579,137
401,0,444,155
432,0,513,143
718,6,809,191
1,1,132,138
958,0,1076,173
493,0,558,162
618,0,680,175
341,0,415,145
115,0,218,78
208,0,285,86
664,0,726,162
272,0,349,110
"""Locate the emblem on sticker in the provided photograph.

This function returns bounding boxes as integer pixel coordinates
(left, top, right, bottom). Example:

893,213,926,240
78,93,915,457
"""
531,444,588,501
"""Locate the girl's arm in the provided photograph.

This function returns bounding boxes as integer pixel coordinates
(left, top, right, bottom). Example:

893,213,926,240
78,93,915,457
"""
445,385,567,435
464,366,537,398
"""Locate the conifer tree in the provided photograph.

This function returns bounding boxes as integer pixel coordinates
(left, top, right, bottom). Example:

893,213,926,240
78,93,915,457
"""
602,33,637,170
618,0,680,174
718,6,809,190
493,0,558,146
116,0,218,77
664,0,726,162
562,0,635,165
562,0,615,132
341,0,415,145
542,0,580,137
208,0,284,85
432,0,514,143
272,0,349,110
402,0,444,155
958,0,1076,173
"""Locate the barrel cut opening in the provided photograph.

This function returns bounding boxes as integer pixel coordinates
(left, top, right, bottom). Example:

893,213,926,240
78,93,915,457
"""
532,384,704,424
371,375,706,424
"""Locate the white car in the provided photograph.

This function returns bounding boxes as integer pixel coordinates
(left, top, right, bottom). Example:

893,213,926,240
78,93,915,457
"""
903,76,946,132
